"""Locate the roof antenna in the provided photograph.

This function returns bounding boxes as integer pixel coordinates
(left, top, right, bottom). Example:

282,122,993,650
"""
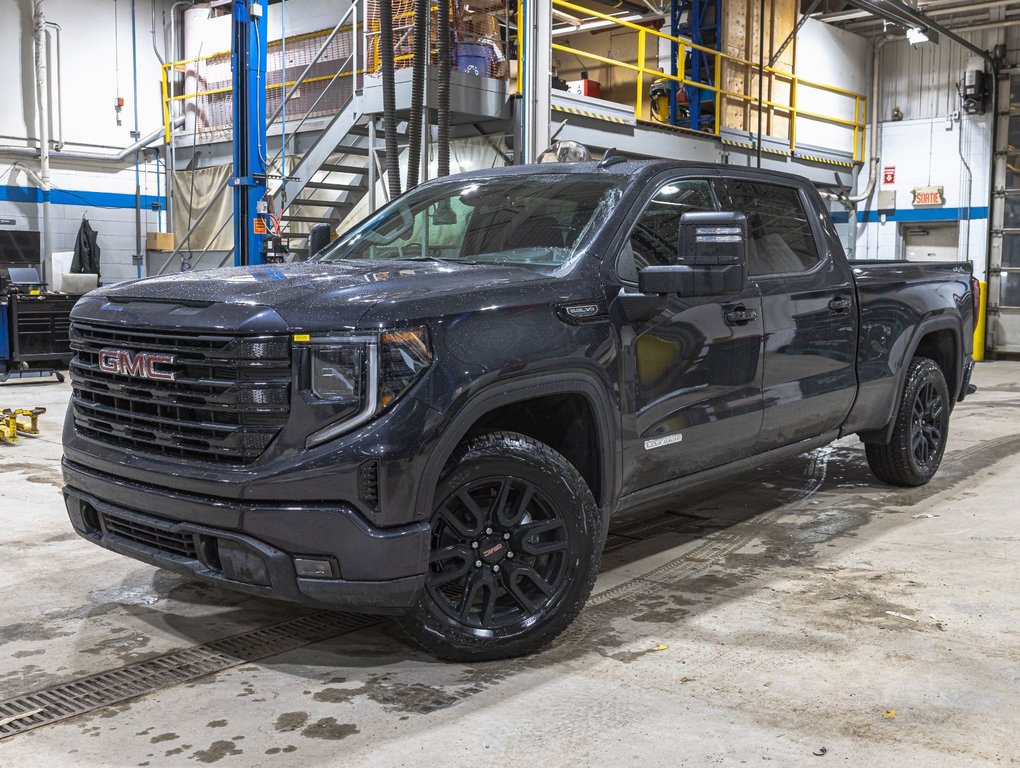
598,148,627,169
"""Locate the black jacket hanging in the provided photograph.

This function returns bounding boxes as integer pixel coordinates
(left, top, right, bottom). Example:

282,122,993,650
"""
72,218,101,278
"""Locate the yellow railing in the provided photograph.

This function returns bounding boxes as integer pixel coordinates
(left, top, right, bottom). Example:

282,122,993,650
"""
162,9,439,144
547,0,867,162
161,21,368,143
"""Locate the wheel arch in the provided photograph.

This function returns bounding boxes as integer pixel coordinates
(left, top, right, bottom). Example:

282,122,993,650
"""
414,374,619,524
859,317,962,445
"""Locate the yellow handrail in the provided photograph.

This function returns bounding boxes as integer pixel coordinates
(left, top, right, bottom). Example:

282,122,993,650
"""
547,0,867,162
163,9,437,143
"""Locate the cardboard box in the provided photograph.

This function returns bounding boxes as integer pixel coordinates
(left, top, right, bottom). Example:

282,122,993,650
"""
146,232,175,251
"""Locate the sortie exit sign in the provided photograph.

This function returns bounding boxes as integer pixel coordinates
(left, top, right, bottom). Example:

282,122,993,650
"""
912,186,945,207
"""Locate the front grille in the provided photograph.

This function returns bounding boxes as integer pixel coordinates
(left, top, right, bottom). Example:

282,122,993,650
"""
70,320,291,464
100,510,198,560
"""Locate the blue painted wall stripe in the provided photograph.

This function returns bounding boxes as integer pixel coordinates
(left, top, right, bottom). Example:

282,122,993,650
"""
0,184,166,210
830,206,989,224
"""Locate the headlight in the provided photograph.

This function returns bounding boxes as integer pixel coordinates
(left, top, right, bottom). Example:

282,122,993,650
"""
379,328,432,407
311,346,364,403
303,327,432,447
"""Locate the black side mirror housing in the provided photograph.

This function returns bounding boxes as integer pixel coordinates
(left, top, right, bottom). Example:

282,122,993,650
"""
638,211,748,297
307,223,333,260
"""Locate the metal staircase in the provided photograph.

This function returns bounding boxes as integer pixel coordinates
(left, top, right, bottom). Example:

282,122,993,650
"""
161,0,376,272
273,115,408,261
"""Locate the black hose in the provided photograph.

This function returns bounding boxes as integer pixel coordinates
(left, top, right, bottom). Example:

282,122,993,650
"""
437,0,450,177
379,0,401,198
405,0,427,189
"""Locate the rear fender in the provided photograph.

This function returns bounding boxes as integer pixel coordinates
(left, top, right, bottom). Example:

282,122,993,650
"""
856,316,962,445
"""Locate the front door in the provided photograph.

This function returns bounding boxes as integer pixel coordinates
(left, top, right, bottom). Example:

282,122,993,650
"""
613,176,765,495
720,177,857,448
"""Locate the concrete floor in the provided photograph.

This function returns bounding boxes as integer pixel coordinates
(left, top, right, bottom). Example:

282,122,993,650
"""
1,363,1019,767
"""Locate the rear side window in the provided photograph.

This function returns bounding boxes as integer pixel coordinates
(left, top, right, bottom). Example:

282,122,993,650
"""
620,179,718,282
724,181,821,276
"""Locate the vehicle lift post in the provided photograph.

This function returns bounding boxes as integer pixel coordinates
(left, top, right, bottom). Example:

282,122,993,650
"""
230,0,269,267
517,0,551,163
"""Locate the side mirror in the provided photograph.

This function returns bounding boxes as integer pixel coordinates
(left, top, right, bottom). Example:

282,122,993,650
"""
307,223,333,260
638,211,748,297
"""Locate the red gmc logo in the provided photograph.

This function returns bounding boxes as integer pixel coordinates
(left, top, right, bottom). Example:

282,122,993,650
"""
98,348,177,381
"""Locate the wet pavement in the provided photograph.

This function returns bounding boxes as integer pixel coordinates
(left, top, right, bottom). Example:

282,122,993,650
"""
1,363,1019,766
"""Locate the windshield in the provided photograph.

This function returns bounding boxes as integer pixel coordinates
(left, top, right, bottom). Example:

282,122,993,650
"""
314,174,625,268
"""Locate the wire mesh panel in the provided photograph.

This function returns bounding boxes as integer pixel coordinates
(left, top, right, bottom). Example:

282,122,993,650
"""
184,53,233,140
184,26,359,139
268,28,357,127
363,1,509,79
170,3,512,141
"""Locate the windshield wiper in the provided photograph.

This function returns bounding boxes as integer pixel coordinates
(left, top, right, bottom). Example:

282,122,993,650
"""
406,256,479,266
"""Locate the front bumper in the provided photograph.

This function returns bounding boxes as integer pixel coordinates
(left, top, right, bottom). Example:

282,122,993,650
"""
63,460,429,614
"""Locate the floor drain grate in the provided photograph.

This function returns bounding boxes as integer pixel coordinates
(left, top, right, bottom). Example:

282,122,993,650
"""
0,611,379,739
606,511,708,549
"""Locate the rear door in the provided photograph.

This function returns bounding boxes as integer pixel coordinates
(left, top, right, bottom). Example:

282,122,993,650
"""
719,177,857,449
613,175,765,495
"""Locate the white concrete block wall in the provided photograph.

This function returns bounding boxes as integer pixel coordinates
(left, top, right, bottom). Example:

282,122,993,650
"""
851,26,1016,283
852,114,991,281
0,0,173,284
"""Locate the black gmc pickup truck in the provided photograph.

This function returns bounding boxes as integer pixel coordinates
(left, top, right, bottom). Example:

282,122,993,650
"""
62,160,977,661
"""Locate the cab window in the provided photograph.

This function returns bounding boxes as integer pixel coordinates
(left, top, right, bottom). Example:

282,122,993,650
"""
723,180,821,276
618,179,719,283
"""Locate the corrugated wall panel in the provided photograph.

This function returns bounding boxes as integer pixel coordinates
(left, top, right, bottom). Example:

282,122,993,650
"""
878,27,1020,121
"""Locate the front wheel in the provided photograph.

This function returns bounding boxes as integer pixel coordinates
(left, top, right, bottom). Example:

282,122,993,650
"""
866,356,951,487
400,431,602,662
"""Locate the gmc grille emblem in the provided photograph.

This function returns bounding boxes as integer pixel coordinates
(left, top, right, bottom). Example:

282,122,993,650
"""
98,348,177,382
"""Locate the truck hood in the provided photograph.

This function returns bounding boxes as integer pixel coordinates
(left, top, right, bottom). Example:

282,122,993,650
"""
86,260,564,331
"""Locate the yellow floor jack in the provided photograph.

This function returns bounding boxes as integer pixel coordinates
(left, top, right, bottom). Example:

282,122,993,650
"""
0,407,46,444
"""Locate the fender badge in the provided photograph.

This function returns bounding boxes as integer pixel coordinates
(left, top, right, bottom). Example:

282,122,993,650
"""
644,433,683,451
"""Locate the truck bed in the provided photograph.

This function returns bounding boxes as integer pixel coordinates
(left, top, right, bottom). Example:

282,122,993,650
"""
845,258,975,439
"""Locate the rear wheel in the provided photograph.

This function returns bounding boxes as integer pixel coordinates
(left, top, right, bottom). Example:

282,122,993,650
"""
866,356,950,487
401,431,601,662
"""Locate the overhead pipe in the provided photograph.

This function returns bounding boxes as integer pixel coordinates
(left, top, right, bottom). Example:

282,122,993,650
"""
45,21,63,151
10,162,47,190
150,0,165,64
164,1,197,231
0,118,183,163
843,37,891,208
33,0,52,270
920,0,1017,9
843,0,1020,26
848,0,997,70
949,18,1020,33
378,0,402,198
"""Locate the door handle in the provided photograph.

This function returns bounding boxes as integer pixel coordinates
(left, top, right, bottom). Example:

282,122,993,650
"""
828,296,851,313
724,306,758,326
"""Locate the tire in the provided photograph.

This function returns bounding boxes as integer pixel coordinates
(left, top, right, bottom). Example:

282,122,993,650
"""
400,431,602,662
866,356,951,487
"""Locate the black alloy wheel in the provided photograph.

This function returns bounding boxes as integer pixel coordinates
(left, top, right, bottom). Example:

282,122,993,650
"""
428,475,569,630
911,380,945,470
401,431,602,661
866,356,951,487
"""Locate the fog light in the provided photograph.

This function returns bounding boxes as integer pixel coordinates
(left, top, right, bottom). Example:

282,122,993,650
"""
294,557,334,578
